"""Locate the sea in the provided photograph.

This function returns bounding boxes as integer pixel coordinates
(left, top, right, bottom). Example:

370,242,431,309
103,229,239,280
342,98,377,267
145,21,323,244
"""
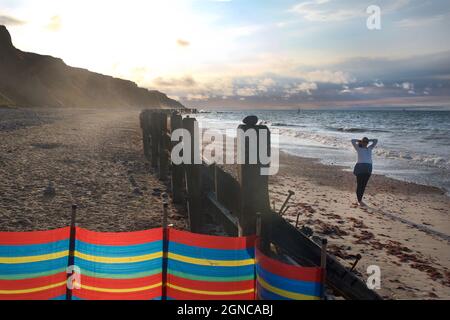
194,109,450,195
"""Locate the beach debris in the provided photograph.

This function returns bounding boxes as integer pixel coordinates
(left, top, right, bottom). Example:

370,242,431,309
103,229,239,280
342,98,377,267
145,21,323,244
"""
349,254,362,272
43,181,56,197
279,190,295,215
242,115,258,126
132,187,143,196
295,212,302,228
300,226,314,237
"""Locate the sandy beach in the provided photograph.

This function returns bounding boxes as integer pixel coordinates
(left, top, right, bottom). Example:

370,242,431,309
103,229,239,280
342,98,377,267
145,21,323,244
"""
1,107,449,300
270,153,450,300
0,107,187,232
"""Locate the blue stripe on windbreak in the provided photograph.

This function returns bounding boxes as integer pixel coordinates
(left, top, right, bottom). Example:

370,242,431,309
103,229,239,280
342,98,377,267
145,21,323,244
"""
0,240,69,257
167,259,254,278
0,257,69,275
51,295,67,300
257,283,291,300
256,265,321,297
75,240,162,257
167,242,254,261
73,257,163,275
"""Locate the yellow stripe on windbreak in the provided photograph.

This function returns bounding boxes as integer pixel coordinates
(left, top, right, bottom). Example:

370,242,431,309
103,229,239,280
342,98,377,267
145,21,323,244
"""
81,282,162,293
257,277,320,300
0,281,67,295
74,251,163,263
167,283,254,296
0,251,69,264
167,252,254,267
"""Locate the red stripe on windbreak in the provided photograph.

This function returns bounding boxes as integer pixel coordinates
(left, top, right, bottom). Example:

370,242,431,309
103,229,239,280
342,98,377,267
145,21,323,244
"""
0,227,70,245
80,274,162,289
75,227,163,245
168,228,255,250
166,287,254,301
0,272,67,290
256,246,323,283
0,285,66,300
73,287,162,300
167,274,254,292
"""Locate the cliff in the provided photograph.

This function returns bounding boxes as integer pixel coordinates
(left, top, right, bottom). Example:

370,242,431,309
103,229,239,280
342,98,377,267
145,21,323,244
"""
0,26,184,109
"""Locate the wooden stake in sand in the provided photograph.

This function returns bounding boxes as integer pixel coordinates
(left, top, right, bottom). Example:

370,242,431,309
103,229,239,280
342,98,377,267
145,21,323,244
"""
320,238,328,300
162,196,169,301
66,204,77,300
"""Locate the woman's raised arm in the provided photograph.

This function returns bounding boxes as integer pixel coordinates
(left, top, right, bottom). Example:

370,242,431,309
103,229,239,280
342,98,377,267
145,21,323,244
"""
369,139,378,149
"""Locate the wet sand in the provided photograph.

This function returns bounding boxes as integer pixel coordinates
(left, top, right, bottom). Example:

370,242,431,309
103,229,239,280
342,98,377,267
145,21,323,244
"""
0,107,187,232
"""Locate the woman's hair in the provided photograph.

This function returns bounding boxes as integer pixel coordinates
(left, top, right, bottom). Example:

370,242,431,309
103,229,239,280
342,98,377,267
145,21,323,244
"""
359,137,369,147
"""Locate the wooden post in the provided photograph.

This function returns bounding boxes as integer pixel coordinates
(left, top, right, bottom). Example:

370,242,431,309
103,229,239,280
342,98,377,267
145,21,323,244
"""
321,238,328,300
66,204,77,300
159,113,169,181
183,117,202,233
150,112,160,168
255,213,262,300
237,122,271,236
170,112,184,203
161,198,169,300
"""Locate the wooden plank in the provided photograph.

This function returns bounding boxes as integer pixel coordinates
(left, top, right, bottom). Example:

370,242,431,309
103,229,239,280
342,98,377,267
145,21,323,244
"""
205,192,239,236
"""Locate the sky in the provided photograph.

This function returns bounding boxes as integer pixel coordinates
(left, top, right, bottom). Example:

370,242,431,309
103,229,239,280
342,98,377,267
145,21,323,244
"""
1,0,450,108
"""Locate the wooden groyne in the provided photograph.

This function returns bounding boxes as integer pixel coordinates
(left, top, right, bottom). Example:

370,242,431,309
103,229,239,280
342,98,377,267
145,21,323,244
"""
139,108,382,300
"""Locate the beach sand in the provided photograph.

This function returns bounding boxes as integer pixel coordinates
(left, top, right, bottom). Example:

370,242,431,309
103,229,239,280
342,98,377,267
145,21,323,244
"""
0,107,187,232
270,152,450,300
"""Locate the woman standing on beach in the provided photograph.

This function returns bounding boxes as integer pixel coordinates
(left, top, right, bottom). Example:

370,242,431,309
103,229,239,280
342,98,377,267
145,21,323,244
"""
351,137,378,206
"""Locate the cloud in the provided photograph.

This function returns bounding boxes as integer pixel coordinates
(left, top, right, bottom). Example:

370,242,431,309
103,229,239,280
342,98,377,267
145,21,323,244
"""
236,87,258,97
285,82,318,96
373,80,384,88
304,70,354,84
290,0,411,22
176,38,190,47
396,14,447,28
187,94,210,101
0,14,26,26
153,76,197,87
46,15,62,32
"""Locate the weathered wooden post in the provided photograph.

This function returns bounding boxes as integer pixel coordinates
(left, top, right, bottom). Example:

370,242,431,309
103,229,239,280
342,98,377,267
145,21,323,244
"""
321,238,328,300
237,116,271,236
161,195,169,300
183,117,202,233
158,113,169,181
66,204,78,300
150,112,160,168
170,112,184,203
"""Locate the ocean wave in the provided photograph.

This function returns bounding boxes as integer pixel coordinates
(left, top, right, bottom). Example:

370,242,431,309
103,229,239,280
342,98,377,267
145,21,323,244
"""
271,122,306,128
325,126,390,133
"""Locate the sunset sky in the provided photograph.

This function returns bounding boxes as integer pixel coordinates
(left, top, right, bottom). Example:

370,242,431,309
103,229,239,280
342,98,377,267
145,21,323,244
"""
1,0,450,108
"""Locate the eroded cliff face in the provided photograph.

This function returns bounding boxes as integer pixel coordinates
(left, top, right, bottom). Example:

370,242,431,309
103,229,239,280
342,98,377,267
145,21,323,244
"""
0,25,184,109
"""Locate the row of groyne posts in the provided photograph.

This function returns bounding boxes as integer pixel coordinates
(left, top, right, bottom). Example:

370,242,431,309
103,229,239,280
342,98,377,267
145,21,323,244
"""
139,108,382,300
